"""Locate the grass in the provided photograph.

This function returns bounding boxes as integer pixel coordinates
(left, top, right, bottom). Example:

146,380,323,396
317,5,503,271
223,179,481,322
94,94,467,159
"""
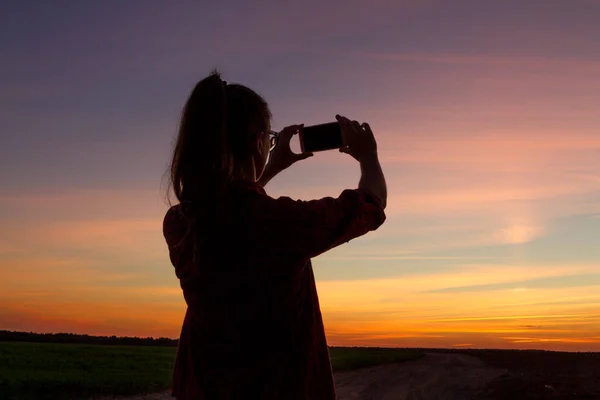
329,346,424,371
0,342,423,400
0,342,175,400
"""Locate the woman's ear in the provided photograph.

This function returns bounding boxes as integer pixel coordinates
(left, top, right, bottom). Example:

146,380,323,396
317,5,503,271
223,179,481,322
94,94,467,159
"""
255,132,266,156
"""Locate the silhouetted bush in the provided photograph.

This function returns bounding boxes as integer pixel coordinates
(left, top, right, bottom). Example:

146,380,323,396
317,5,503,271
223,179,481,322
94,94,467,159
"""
0,330,178,347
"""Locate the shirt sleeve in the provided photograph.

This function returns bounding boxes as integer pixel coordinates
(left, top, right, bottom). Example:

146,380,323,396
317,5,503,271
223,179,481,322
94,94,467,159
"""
252,188,386,261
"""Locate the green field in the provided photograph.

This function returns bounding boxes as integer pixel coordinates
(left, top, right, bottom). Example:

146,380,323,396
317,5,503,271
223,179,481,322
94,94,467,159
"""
0,341,423,400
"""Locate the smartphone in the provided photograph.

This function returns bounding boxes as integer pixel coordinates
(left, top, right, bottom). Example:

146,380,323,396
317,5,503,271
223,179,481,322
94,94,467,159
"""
299,122,344,153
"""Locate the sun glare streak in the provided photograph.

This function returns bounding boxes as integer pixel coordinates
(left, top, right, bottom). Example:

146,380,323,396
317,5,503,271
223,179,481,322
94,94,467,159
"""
496,223,542,244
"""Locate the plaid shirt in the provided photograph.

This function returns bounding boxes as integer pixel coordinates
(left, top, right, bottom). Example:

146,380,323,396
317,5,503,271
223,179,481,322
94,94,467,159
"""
163,181,386,399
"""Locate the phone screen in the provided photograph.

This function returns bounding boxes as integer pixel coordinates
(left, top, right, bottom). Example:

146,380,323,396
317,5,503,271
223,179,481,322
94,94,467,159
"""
299,122,344,153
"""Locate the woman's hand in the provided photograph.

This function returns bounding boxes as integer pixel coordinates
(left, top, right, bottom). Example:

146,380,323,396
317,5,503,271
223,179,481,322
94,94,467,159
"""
258,125,313,187
336,115,378,162
268,125,314,172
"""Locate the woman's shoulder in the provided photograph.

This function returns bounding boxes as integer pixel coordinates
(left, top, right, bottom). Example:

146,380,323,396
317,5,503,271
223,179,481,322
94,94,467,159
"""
162,203,191,238
163,203,183,222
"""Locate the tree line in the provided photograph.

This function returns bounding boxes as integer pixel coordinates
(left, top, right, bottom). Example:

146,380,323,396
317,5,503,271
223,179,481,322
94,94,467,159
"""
0,330,178,347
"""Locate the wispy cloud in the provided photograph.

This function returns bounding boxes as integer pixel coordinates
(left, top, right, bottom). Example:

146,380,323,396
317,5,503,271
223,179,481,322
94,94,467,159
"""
353,51,600,71
425,274,600,294
0,243,23,255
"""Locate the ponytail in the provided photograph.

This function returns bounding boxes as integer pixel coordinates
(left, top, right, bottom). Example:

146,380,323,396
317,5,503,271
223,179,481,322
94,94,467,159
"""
170,71,227,203
169,70,272,205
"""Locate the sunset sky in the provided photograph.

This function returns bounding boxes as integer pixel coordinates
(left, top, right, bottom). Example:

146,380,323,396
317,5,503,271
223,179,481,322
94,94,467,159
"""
1,0,599,351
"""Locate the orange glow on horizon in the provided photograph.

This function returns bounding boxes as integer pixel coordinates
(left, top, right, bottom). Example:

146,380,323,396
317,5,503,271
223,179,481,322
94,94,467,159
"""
3,262,600,352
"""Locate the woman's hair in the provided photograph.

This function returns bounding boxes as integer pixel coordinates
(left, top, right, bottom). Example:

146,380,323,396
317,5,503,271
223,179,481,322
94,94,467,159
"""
168,70,271,205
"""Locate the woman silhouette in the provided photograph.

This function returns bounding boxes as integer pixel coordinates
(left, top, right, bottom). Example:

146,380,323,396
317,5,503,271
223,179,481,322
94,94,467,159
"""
163,71,387,399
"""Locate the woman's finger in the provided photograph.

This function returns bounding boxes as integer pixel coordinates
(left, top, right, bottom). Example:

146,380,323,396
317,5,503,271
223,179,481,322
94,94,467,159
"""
336,115,352,143
282,124,303,133
279,124,302,143
295,152,314,161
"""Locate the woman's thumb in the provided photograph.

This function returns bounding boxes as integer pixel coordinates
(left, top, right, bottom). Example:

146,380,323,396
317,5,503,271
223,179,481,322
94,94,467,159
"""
298,152,314,160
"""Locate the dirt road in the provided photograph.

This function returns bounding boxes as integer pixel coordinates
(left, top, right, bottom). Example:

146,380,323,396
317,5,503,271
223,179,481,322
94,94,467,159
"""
95,353,505,400
334,353,504,400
